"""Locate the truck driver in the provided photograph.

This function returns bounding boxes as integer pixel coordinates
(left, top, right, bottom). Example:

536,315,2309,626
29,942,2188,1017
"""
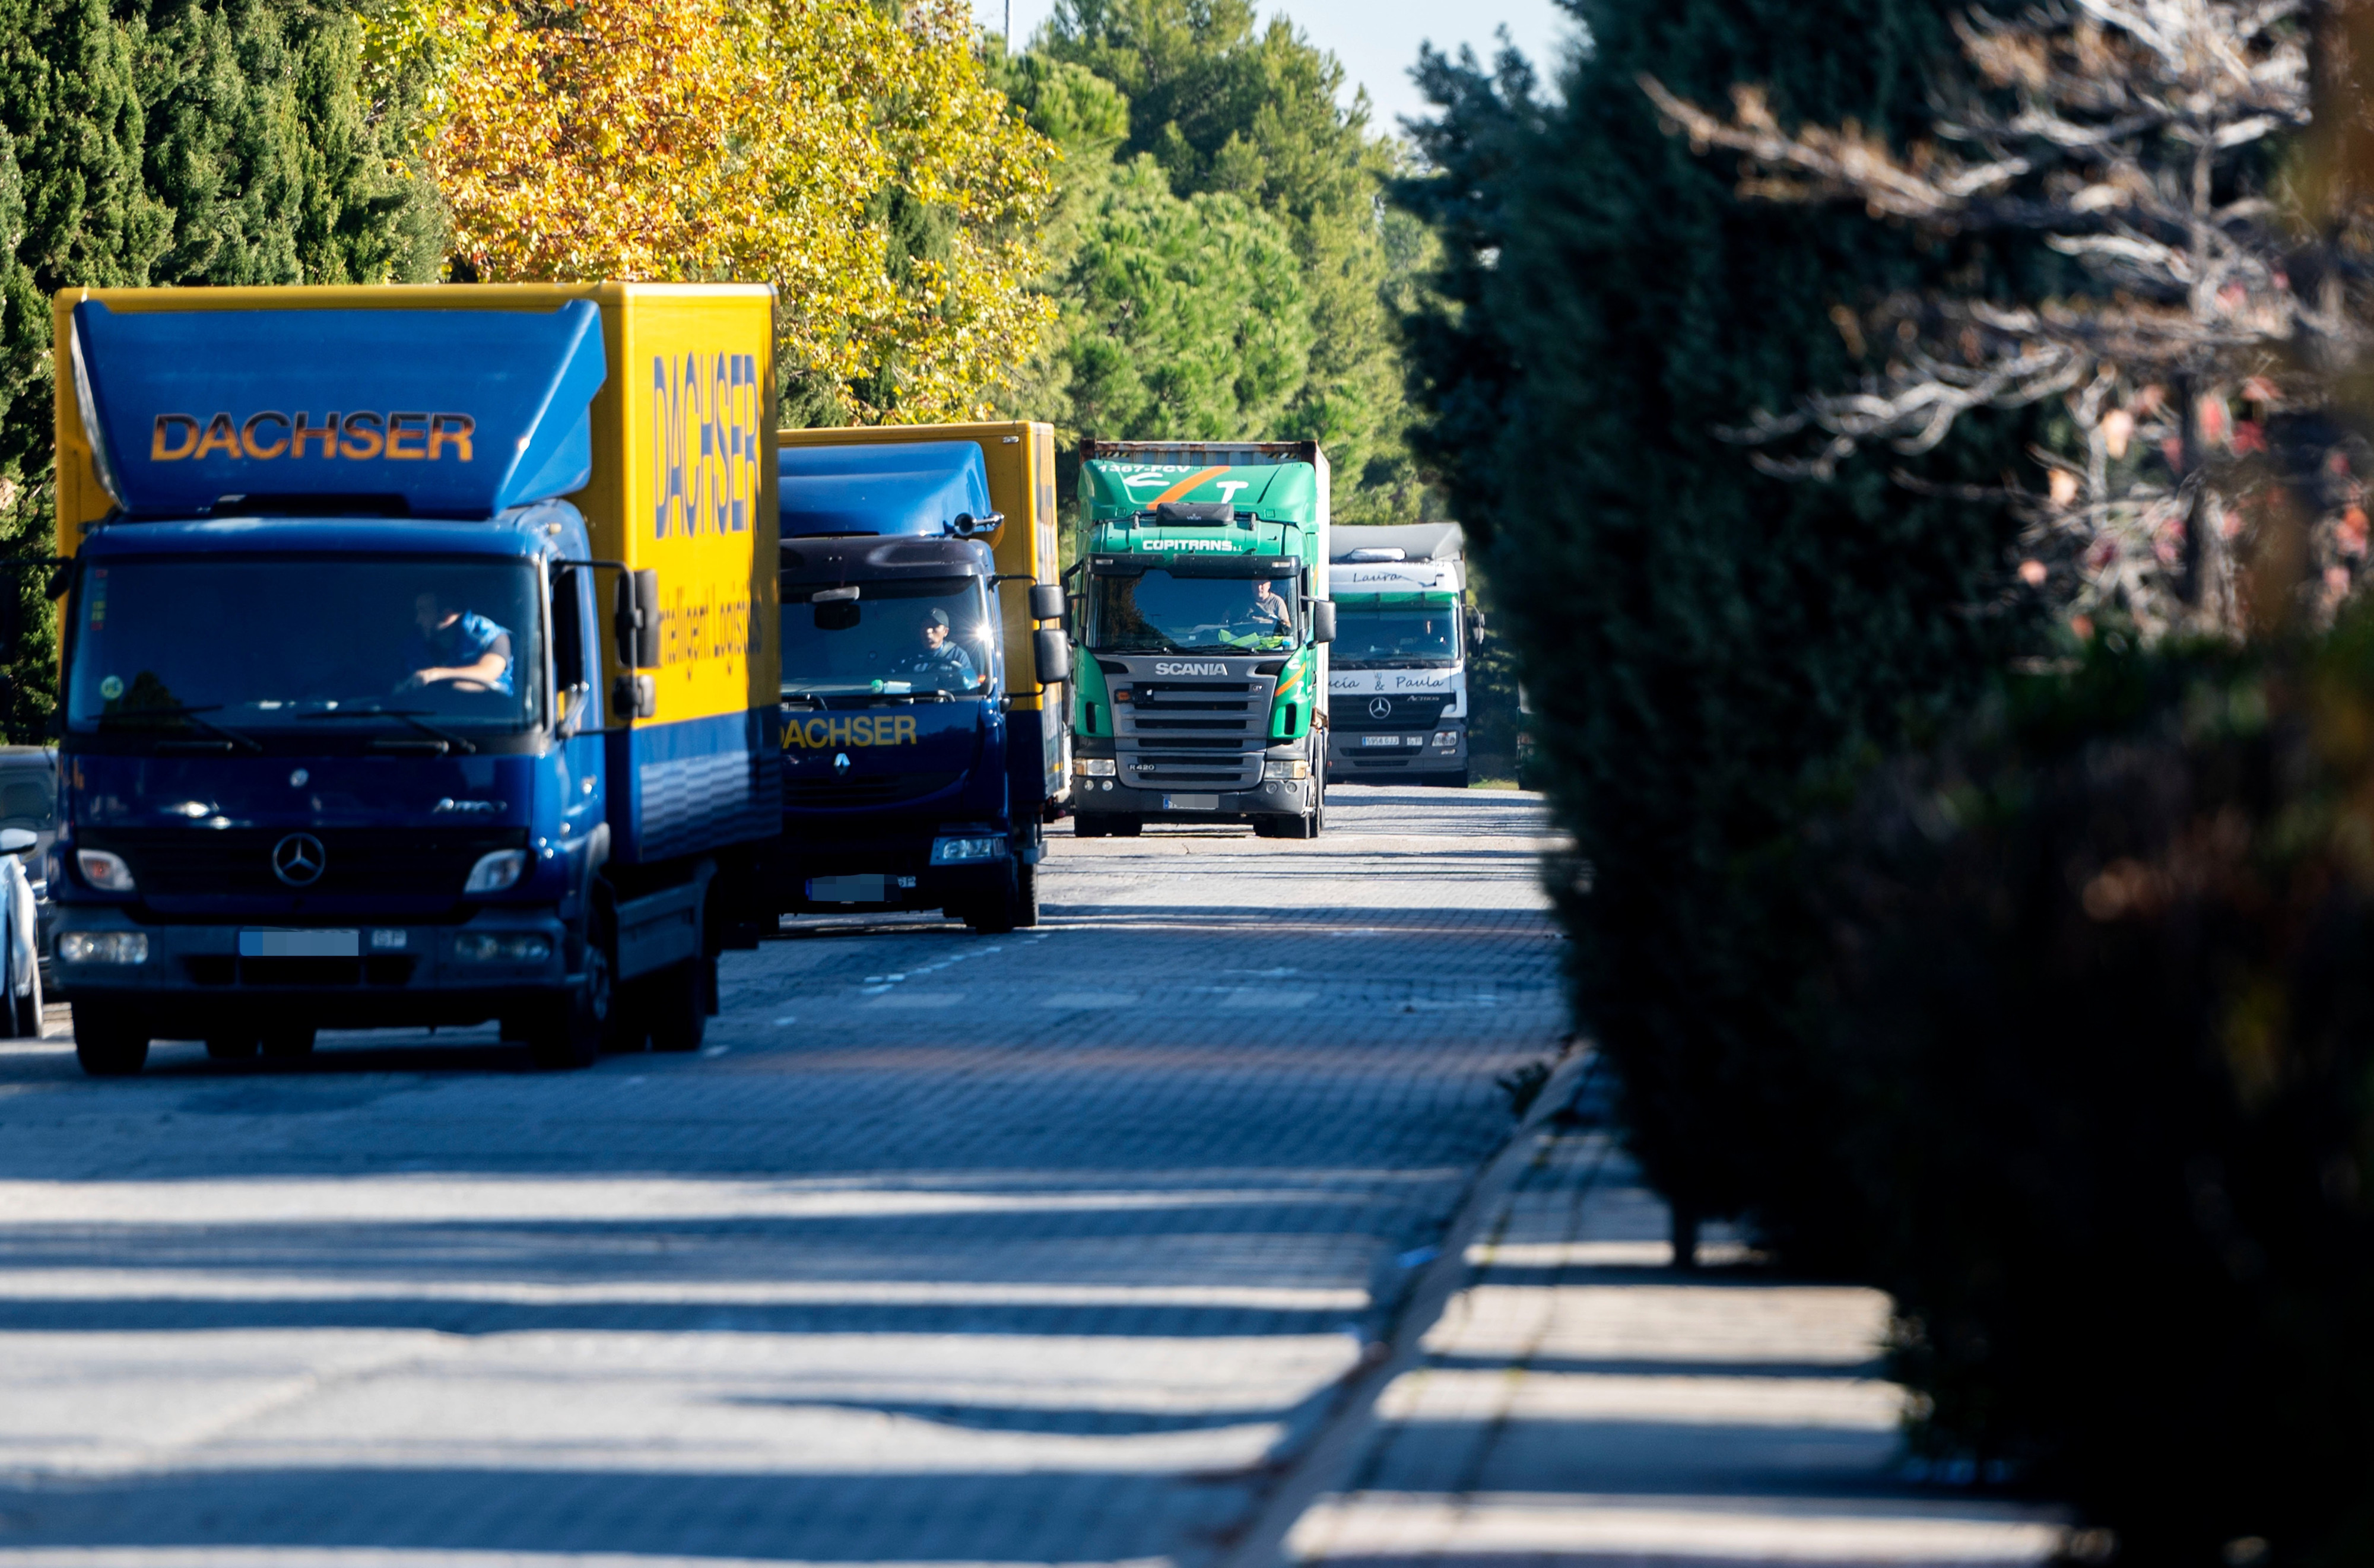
400,589,514,696
1242,579,1294,639
899,607,979,693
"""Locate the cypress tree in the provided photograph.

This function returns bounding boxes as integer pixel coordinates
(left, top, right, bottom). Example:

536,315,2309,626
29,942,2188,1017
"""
1399,1,2042,1256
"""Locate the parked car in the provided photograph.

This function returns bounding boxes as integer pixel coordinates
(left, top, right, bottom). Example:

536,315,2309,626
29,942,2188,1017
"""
0,746,53,1035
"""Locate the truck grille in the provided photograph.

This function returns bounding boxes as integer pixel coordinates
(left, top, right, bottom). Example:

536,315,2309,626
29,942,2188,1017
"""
786,772,961,810
82,827,528,899
1103,662,1281,793
1335,693,1452,729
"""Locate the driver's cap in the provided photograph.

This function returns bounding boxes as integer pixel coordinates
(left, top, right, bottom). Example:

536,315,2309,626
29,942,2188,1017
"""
924,608,950,629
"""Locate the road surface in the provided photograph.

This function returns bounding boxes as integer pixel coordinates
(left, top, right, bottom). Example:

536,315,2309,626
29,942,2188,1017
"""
0,785,1562,1565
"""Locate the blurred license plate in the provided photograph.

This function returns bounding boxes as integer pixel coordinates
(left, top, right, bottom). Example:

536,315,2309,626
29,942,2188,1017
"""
808,875,887,903
1360,735,1401,747
1162,794,1218,811
239,929,357,958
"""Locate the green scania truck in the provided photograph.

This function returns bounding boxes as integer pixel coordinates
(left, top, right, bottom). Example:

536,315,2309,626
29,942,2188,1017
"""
1067,440,1334,838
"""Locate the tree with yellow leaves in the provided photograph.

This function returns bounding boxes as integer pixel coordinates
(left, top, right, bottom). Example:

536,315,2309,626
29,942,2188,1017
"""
382,0,1056,425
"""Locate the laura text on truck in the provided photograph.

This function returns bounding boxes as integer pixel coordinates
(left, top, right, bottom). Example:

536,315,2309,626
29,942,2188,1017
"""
43,283,780,1077
770,426,1069,933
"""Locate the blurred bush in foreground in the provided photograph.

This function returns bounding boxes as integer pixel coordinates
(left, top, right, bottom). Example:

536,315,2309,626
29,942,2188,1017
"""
1806,626,2374,1564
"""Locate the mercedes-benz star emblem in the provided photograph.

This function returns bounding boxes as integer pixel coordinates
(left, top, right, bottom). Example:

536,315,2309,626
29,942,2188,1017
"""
271,833,326,887
1367,697,1392,719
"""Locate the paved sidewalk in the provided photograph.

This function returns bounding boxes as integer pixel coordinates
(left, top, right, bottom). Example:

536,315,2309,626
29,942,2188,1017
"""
1283,1099,2068,1567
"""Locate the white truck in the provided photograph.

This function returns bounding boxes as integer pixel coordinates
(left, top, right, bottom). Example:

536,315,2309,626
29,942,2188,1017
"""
1325,523,1471,788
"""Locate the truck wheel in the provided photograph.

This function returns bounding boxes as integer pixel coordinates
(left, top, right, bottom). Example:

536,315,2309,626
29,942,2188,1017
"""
646,958,706,1053
531,945,611,1070
259,1026,316,1059
1432,770,1470,789
1108,817,1142,837
1016,862,1040,929
1074,816,1107,839
73,1003,149,1078
964,862,1021,935
204,1033,259,1061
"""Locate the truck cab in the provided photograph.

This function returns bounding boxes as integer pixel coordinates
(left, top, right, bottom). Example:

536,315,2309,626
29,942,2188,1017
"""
1068,442,1334,839
772,434,1067,932
1325,523,1471,788
45,284,780,1076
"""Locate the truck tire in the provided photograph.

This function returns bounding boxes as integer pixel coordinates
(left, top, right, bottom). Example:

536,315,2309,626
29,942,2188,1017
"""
530,944,611,1070
964,862,1021,935
646,958,706,1053
1016,862,1039,929
1074,815,1107,839
74,1003,149,1078
205,1033,259,1061
1431,770,1470,789
1108,817,1142,837
259,1026,316,1059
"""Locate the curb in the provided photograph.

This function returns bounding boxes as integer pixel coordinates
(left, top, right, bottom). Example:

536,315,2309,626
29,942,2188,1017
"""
1208,1042,1599,1568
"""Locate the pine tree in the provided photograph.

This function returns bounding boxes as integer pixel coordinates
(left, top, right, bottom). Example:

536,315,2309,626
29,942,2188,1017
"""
1398,1,2042,1255
1034,0,1417,513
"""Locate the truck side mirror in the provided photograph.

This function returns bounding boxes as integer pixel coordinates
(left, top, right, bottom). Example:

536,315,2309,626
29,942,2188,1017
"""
1033,627,1072,685
1310,599,1337,644
1028,583,1064,621
614,569,661,668
0,828,34,855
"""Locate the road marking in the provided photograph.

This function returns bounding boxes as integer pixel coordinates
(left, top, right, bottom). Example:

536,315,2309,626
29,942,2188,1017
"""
1218,990,1315,1010
862,991,965,1010
1042,992,1138,1010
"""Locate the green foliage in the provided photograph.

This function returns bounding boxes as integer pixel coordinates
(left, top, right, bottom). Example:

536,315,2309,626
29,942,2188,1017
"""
1804,629,2374,1563
1062,155,1309,442
999,0,1423,516
0,0,436,741
1392,1,2042,1236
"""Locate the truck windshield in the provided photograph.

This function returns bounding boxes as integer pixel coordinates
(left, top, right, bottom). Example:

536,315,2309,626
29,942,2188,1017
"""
1333,604,1460,668
1087,569,1297,653
782,576,994,696
65,557,542,734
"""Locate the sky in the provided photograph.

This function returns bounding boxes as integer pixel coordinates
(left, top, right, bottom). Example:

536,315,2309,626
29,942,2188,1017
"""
974,0,1578,137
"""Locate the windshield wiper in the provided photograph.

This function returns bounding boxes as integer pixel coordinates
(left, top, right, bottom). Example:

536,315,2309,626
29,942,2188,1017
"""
94,704,262,754
298,706,477,755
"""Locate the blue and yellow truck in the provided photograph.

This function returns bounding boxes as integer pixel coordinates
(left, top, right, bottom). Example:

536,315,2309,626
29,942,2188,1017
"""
771,423,1068,931
45,283,780,1075
1067,440,1334,837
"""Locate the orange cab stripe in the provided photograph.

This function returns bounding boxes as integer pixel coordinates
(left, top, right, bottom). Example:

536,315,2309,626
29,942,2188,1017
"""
1154,466,1232,503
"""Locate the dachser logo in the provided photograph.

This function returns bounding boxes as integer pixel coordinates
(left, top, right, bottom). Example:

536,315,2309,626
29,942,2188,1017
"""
150,412,476,463
783,715,920,750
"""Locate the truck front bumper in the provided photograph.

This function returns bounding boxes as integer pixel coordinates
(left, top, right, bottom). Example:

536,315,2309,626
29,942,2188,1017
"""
1070,772,1317,824
767,823,1034,915
49,906,574,1030
1328,728,1468,779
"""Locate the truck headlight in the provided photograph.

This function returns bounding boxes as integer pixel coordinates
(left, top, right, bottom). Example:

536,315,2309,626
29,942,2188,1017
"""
1433,731,1459,747
77,849,135,892
930,834,1004,865
462,849,528,894
59,931,147,965
1263,760,1310,781
1075,757,1117,777
453,932,554,964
